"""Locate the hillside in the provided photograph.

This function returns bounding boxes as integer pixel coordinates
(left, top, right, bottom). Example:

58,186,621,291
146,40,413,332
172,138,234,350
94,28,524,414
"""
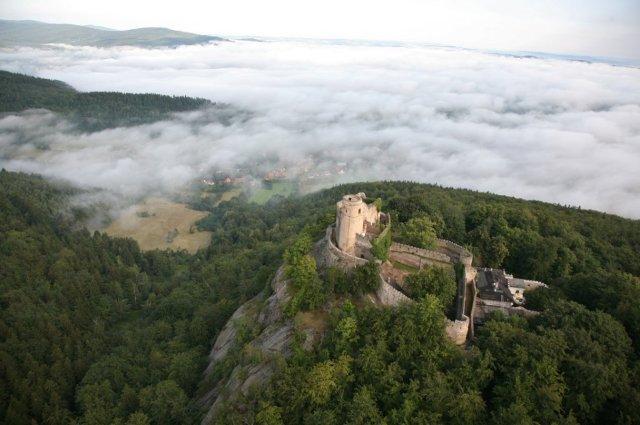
0,70,213,130
0,19,226,47
1,172,639,423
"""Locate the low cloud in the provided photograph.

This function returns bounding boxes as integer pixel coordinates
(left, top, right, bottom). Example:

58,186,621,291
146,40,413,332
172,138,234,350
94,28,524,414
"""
1,41,640,218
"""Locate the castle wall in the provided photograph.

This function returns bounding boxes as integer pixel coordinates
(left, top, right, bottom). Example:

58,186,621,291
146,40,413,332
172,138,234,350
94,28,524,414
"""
376,276,413,306
390,242,451,265
335,194,379,254
473,298,539,323
389,240,473,267
377,272,469,346
509,278,547,290
363,202,379,225
445,317,469,345
467,282,477,340
315,226,369,271
435,239,473,266
336,195,366,254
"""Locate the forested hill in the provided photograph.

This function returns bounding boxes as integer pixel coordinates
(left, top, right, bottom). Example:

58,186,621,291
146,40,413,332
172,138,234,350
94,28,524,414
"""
0,19,226,48
0,70,213,130
1,171,639,423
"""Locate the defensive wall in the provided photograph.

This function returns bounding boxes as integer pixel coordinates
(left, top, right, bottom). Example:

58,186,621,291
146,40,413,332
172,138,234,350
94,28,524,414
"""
315,225,369,271
445,316,470,345
389,239,473,269
390,242,450,267
376,276,413,306
317,226,471,345
377,271,470,345
335,193,379,254
473,298,540,323
435,239,473,266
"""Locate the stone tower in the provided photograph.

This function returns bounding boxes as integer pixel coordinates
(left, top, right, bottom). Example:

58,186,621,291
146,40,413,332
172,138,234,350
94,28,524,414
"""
335,193,378,254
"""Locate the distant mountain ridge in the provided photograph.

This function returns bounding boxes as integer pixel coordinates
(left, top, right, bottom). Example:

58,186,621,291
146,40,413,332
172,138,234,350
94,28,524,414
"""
0,19,226,47
0,70,214,130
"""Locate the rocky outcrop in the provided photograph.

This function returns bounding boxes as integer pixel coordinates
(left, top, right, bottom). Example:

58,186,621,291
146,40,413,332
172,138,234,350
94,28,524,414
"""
203,294,265,376
199,266,320,424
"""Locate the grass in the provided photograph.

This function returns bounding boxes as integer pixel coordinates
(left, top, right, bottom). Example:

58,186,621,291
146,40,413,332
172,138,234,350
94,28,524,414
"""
249,181,296,204
103,197,212,253
391,260,420,273
295,310,329,335
215,187,242,206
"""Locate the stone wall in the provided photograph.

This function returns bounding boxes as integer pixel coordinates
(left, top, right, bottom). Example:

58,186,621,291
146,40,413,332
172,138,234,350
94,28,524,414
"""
435,239,473,266
376,273,469,345
390,239,473,268
455,272,466,321
376,276,412,306
467,281,477,339
335,193,379,254
474,298,539,323
315,226,369,271
510,278,547,290
390,242,451,264
445,317,469,345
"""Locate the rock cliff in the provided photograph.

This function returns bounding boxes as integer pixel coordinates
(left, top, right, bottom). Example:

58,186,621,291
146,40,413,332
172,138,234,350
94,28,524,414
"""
199,266,321,424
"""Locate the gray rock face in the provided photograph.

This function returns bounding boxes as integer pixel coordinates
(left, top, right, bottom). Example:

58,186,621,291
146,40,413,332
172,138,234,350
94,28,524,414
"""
203,294,264,376
199,266,319,424
257,267,290,326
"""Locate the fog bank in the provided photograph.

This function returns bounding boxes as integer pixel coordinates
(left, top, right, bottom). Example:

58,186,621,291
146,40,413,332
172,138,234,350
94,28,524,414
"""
1,40,639,217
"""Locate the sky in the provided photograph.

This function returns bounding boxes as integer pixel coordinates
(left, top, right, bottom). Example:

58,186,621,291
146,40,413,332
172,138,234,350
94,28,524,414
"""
1,0,640,60
1,40,639,218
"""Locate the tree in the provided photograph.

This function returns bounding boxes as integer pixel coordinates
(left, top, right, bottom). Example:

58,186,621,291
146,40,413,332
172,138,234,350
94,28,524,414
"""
125,412,152,425
139,380,188,425
398,216,437,249
347,386,384,425
352,262,381,295
404,266,456,308
306,355,353,406
255,404,284,425
168,351,201,392
371,224,392,261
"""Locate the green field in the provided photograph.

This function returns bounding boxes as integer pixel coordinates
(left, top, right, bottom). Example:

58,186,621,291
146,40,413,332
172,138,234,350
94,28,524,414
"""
249,181,296,204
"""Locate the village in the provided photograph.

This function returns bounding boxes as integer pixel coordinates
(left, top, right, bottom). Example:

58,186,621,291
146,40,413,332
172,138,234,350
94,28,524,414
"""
199,160,348,188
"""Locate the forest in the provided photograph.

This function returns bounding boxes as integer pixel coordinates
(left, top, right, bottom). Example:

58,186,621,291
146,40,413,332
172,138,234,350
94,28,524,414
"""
0,70,212,130
1,171,639,424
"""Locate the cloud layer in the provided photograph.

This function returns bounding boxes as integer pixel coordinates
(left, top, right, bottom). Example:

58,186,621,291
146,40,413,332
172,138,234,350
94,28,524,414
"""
1,40,640,218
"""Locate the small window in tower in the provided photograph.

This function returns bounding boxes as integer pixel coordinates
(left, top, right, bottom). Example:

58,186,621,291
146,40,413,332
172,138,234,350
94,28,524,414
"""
358,208,361,214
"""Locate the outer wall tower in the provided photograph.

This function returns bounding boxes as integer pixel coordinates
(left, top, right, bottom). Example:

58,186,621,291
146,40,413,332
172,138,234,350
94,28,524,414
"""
336,194,367,254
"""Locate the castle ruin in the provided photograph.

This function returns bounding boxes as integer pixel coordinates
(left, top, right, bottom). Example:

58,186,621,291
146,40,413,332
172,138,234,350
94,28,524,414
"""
315,192,546,345
335,193,380,254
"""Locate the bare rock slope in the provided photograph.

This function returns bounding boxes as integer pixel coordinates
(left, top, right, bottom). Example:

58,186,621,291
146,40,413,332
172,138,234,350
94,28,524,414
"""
199,266,320,423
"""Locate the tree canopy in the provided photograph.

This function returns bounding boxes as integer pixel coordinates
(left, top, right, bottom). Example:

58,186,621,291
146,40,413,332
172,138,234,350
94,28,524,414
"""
0,70,212,130
1,172,639,424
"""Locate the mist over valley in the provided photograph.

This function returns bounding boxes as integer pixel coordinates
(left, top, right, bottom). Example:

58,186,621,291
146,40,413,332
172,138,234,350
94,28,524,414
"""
2,38,639,218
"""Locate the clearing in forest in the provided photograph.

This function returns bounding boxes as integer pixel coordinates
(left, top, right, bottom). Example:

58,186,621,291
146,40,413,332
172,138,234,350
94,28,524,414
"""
103,197,211,253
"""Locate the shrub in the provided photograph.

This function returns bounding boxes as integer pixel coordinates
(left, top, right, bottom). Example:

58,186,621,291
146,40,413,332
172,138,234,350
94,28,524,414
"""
352,262,381,295
405,266,456,308
371,223,392,261
398,215,437,249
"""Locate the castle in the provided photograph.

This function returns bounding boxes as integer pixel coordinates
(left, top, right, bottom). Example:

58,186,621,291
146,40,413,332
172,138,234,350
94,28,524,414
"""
315,192,546,345
335,193,383,256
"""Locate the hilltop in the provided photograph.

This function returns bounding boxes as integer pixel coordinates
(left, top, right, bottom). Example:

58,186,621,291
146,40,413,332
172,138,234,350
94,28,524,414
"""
0,70,214,130
1,172,639,424
0,19,226,48
198,190,640,423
